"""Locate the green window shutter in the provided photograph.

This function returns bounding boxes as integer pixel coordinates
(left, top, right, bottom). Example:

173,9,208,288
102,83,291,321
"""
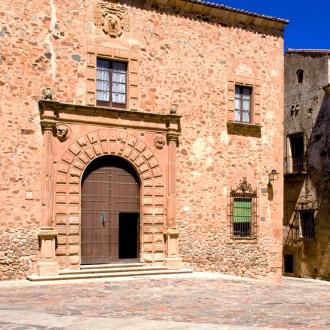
234,200,252,223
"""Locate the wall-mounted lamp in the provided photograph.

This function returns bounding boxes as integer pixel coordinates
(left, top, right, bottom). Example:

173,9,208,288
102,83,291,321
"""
268,169,280,184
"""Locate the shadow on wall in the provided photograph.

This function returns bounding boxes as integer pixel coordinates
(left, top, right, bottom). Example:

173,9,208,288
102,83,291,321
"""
284,91,330,280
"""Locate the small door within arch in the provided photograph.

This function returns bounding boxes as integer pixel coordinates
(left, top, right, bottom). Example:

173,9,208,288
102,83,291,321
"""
81,156,140,264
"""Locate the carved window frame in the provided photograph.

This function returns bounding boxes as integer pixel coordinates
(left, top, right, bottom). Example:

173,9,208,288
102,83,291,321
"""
227,75,261,134
86,44,139,111
228,177,258,241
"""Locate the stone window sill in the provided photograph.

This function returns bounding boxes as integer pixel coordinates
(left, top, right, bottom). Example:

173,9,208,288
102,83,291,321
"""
227,121,262,137
226,238,258,244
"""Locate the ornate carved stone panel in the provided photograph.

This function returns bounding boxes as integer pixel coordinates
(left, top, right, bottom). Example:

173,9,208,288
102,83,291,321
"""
95,0,130,38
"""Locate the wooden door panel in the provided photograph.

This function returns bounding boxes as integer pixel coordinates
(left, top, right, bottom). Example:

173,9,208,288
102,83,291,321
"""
81,169,111,264
81,157,140,264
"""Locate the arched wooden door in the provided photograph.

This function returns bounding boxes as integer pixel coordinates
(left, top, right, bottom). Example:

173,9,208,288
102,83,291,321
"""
81,156,140,264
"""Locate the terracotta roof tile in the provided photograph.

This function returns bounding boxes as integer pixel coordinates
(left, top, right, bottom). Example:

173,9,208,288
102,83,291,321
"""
183,0,289,24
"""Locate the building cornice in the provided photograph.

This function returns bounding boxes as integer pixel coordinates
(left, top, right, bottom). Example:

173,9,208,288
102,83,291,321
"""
152,0,289,30
39,100,182,133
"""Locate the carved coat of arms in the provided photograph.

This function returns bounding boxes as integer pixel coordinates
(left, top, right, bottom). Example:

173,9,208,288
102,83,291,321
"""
95,1,130,38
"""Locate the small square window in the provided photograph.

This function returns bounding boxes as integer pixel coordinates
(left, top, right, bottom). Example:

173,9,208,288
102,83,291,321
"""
235,85,252,123
96,59,127,108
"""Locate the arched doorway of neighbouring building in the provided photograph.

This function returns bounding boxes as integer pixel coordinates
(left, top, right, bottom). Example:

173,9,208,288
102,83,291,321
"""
81,155,140,265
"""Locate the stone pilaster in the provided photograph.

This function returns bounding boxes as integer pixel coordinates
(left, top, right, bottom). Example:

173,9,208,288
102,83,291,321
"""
164,133,182,269
37,105,59,276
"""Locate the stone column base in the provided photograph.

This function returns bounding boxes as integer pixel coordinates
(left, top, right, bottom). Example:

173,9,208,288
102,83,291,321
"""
164,227,182,269
165,257,183,270
37,227,59,276
37,262,60,277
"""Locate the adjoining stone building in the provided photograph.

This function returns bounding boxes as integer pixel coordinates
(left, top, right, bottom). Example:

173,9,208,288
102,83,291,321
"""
283,49,330,280
0,0,287,282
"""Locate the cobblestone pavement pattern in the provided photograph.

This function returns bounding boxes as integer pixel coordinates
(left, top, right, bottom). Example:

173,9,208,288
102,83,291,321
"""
0,273,329,330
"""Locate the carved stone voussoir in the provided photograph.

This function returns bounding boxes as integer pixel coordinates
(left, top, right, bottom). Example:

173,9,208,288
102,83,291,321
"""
95,0,130,38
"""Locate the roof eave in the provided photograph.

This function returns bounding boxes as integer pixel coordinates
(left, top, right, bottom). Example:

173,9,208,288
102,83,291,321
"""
286,49,330,56
153,0,289,30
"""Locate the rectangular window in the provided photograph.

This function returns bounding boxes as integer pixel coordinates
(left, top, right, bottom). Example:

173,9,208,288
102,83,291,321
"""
298,211,314,241
229,178,258,240
233,197,252,237
290,135,304,172
235,85,251,123
96,59,127,108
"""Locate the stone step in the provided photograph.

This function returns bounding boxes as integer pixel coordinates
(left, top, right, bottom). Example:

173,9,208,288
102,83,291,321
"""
60,265,168,276
27,267,193,282
80,263,145,270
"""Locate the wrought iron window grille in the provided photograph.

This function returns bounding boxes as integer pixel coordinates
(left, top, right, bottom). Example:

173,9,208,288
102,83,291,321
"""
288,195,317,242
290,211,315,241
229,177,258,239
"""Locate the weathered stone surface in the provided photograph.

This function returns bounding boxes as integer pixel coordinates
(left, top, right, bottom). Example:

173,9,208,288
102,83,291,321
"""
283,50,330,280
0,228,39,280
0,0,285,281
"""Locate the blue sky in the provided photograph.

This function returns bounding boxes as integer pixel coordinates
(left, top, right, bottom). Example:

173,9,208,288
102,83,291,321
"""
214,1,329,51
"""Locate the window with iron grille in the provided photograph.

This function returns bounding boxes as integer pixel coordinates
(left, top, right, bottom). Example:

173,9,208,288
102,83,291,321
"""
229,177,258,239
96,59,127,108
297,211,314,241
235,85,252,123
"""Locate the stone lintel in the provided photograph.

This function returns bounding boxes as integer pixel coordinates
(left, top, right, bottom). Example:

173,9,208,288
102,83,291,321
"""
39,100,182,133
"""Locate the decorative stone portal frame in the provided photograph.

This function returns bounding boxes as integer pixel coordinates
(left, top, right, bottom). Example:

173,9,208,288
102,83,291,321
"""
37,100,182,276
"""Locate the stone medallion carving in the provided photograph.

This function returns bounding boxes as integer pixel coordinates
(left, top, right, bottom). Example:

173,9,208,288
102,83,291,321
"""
95,0,130,38
56,125,70,142
154,134,166,150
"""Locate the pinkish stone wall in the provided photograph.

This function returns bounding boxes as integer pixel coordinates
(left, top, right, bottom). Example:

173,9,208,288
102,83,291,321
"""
0,0,284,281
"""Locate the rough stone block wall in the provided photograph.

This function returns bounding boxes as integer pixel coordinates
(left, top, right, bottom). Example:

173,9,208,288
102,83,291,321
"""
0,0,284,281
0,228,39,280
284,52,330,280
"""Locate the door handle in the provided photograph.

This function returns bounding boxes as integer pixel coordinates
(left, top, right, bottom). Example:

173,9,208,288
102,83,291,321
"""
99,212,107,225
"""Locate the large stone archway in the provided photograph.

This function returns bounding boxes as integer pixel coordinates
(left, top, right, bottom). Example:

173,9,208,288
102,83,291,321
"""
36,100,182,276
54,128,165,269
